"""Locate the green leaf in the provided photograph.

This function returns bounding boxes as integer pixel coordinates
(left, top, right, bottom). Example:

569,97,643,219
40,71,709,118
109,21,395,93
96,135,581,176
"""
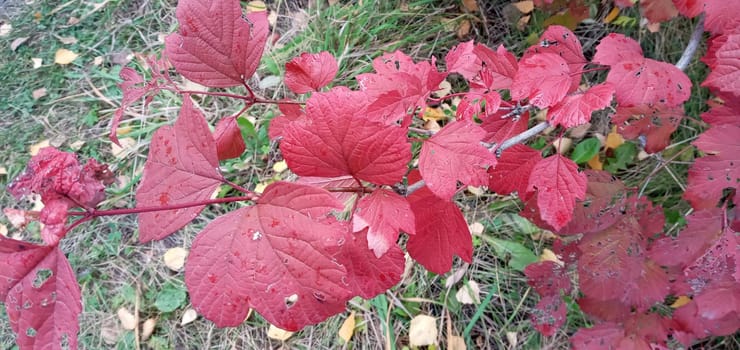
571,138,601,164
484,237,538,271
605,142,637,173
154,284,187,313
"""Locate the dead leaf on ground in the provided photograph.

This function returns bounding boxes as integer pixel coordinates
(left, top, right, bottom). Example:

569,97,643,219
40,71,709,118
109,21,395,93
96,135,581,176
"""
422,106,446,122
272,160,288,173
0,224,7,237
141,318,157,340
10,37,29,51
461,0,478,12
163,247,189,272
29,139,50,156
511,1,534,13
181,308,198,325
457,20,472,38
100,317,122,345
455,280,481,305
54,48,78,65
93,56,104,66
31,57,43,69
604,7,620,24
337,311,355,343
117,307,137,331
506,331,518,349
539,248,564,266
0,166,6,175
605,127,624,150
517,15,531,31
448,335,467,350
111,137,137,159
671,295,692,308
587,154,603,170
0,23,12,37
70,140,85,150
267,324,294,341
552,137,573,154
409,314,438,347
55,35,78,44
468,222,485,236
32,88,47,100
423,119,441,132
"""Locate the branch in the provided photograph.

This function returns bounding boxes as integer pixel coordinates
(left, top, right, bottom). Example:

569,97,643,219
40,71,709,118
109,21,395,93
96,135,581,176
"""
495,121,550,155
675,14,705,72
68,196,257,217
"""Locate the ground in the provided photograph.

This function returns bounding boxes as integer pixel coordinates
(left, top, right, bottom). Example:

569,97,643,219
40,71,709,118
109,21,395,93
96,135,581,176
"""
0,0,736,349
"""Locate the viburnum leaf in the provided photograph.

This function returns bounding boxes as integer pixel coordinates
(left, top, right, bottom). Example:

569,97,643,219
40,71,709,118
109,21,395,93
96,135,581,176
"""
406,171,473,274
526,155,587,230
511,53,571,108
571,322,625,350
335,228,405,299
684,124,740,209
296,175,357,204
702,94,740,126
455,90,502,120
480,110,529,145
703,0,740,35
487,144,541,197
640,0,679,23
649,209,725,268
673,0,705,18
352,189,415,258
213,116,246,160
472,44,518,90
1,238,82,350
524,261,572,296
165,0,268,87
281,88,411,185
593,33,691,107
419,120,496,200
612,104,683,153
136,96,223,242
701,30,740,98
445,40,482,80
185,181,351,331
524,25,587,92
284,51,338,94
268,102,305,140
547,83,615,128
530,295,567,337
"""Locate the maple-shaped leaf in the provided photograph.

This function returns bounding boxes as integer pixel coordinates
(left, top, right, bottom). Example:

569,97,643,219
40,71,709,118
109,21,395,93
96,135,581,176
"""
445,40,482,80
511,53,571,108
640,0,679,23
352,189,415,257
524,25,587,92
684,124,740,209
593,33,691,107
701,30,740,99
612,104,683,153
530,295,567,337
704,0,740,35
213,116,246,160
356,51,447,124
526,155,587,230
1,238,82,350
455,90,502,121
649,209,725,269
419,120,496,200
701,93,740,126
524,261,572,297
136,96,223,242
571,322,625,350
284,51,338,94
472,44,518,91
335,228,405,299
406,171,473,274
165,0,268,87
547,83,615,128
281,88,411,185
672,0,705,18
673,294,740,343
480,110,529,145
185,181,351,330
487,144,541,197
268,102,305,140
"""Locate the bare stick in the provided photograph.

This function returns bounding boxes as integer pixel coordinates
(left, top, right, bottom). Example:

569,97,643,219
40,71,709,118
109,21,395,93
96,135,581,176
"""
675,14,705,72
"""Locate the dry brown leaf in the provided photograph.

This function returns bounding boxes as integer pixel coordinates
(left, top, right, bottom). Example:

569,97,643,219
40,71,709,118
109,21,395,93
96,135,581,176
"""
141,318,157,340
111,137,136,159
468,222,485,236
32,88,47,100
587,154,603,170
671,295,691,308
409,314,438,347
117,307,137,331
54,48,78,65
31,57,43,69
512,1,534,13
552,137,573,154
423,119,441,132
461,0,478,12
56,35,78,44
448,335,467,350
0,166,6,175
457,20,471,39
272,160,288,173
516,15,531,31
181,308,198,326
605,127,624,150
455,280,481,305
10,37,29,51
246,1,267,12
267,324,294,341
100,318,122,345
0,224,8,237
506,331,518,349
337,311,355,343
604,7,620,24
163,247,189,271
29,139,50,156
0,23,12,37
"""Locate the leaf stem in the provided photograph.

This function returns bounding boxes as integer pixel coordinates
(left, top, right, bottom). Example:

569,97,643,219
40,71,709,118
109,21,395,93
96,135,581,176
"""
67,196,256,217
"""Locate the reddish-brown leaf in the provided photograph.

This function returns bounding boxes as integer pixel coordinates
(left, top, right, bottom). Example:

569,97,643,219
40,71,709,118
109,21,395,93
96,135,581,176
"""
527,155,587,230
511,53,571,108
530,295,567,337
165,0,268,87
524,261,572,296
640,0,679,23
684,124,740,209
335,228,405,299
185,182,350,330
487,144,541,197
701,30,740,98
136,96,223,242
213,116,245,160
612,104,684,153
353,189,415,257
285,51,338,94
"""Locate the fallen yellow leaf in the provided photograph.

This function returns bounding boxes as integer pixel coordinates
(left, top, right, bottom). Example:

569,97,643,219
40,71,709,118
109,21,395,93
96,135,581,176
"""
422,106,446,122
455,280,481,305
511,1,534,14
163,247,189,272
181,308,198,326
605,127,624,150
246,1,267,12
29,139,50,156
337,311,356,343
671,295,692,308
539,248,564,266
409,314,437,347
587,154,603,170
54,48,79,65
117,307,137,331
448,335,467,350
141,318,157,340
267,324,294,341
272,160,288,173
604,7,620,24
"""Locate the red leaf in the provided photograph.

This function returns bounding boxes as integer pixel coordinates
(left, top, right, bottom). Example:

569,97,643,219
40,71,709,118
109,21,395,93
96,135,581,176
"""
672,0,705,17
419,120,496,200
1,238,82,349
352,189,415,257
480,109,529,145
406,172,473,274
612,104,683,153
445,40,482,80
135,96,223,242
524,261,572,296
472,44,518,90
336,228,405,299
649,209,724,268
640,0,679,23
701,31,740,98
487,144,541,197
268,102,305,140
281,88,411,185
213,116,246,160
296,175,357,204
684,124,740,209
704,0,740,35
593,33,691,107
547,83,615,128
525,25,587,92
571,323,624,350
455,91,501,120
284,51,338,94
165,1,268,87
511,53,571,108
185,182,350,330
527,155,587,230
530,295,567,337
